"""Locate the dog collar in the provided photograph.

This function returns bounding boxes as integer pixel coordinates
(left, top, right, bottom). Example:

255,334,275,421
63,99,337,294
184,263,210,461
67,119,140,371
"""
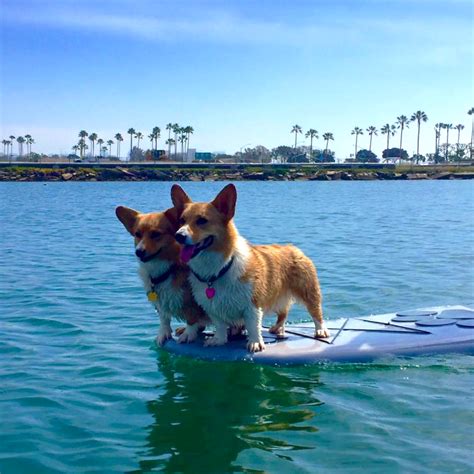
147,264,177,302
190,257,235,299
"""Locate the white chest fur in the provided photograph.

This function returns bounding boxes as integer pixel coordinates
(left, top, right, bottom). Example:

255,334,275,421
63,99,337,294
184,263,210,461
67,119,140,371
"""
189,236,254,324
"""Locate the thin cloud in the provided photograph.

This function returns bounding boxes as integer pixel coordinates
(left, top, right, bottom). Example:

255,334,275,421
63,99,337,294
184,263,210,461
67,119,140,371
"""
2,2,470,48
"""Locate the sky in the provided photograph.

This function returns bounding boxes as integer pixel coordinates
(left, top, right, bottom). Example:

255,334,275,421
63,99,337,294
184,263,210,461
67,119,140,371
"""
0,0,472,158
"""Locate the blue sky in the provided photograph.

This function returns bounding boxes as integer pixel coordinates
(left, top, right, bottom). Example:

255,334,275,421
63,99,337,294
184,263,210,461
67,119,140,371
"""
0,0,472,158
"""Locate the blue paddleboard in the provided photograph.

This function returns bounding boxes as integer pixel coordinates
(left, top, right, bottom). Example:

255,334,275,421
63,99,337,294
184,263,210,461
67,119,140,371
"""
161,305,474,364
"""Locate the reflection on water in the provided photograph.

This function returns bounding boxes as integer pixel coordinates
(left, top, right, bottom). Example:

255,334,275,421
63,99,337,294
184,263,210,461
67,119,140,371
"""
135,353,324,473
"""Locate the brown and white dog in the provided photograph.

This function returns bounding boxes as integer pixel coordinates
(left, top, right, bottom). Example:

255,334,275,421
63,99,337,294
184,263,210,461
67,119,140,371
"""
171,184,330,353
116,205,209,346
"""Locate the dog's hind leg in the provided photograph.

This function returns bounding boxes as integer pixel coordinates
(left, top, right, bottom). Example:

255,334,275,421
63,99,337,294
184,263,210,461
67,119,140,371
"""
304,299,330,338
269,308,289,338
291,259,330,338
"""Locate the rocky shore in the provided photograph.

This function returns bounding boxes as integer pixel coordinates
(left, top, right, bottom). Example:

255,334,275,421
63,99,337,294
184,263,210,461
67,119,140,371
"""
1,166,473,182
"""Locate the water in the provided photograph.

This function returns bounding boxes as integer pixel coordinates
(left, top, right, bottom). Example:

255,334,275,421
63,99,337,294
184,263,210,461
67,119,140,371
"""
1,180,473,473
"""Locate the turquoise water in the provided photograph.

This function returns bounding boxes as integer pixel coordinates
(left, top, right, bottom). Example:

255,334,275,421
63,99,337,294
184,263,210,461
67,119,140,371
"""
1,180,473,473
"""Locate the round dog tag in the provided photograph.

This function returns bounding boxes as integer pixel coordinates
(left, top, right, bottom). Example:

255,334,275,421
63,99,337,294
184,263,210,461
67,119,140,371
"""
147,291,158,302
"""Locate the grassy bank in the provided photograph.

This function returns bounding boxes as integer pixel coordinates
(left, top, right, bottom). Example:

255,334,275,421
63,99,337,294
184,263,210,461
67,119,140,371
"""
0,165,473,182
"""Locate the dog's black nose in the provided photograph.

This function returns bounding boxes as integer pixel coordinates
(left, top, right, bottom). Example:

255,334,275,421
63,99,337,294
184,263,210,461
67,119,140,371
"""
135,248,146,259
175,231,187,244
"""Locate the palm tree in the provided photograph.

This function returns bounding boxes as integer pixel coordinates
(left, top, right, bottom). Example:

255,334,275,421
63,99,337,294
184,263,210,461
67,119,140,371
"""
88,133,98,159
9,135,15,158
152,126,161,150
71,144,79,163
454,124,464,160
305,129,318,160
78,138,88,159
114,133,123,159
127,128,136,160
291,124,302,148
380,124,396,161
396,115,410,163
351,127,364,159
165,124,173,157
97,138,104,159
78,130,88,159
16,136,25,157
2,139,9,157
24,134,31,157
107,139,114,157
179,133,187,161
148,133,154,152
135,131,143,149
5,140,11,163
468,107,474,159
443,123,453,161
172,124,180,158
434,123,443,162
322,132,334,155
410,111,428,163
366,126,378,152
183,126,194,153
166,138,175,158
25,135,34,158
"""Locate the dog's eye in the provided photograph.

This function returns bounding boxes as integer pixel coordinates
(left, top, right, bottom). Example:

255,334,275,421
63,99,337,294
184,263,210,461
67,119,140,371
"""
150,231,161,239
196,217,208,226
134,231,142,239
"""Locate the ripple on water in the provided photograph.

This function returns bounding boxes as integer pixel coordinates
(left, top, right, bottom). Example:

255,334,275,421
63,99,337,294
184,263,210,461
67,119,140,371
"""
0,181,473,473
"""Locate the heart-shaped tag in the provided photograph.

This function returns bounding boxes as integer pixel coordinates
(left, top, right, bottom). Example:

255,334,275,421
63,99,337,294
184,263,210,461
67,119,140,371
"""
205,287,216,299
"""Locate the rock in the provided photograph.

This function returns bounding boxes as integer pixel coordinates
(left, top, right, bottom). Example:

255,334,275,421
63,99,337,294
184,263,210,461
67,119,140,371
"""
451,172,474,179
61,173,73,180
242,172,265,180
117,167,137,178
310,173,331,180
407,173,428,180
432,172,453,180
294,172,307,179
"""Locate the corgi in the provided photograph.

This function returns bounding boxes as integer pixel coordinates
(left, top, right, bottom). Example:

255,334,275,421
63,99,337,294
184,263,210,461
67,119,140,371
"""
171,184,330,353
116,205,209,346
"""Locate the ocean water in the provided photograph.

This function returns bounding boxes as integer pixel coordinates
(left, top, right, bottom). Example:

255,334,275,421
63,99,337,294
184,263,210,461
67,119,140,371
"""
1,180,473,473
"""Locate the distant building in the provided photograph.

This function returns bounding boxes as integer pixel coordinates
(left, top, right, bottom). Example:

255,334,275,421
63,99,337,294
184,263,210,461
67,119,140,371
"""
194,152,213,162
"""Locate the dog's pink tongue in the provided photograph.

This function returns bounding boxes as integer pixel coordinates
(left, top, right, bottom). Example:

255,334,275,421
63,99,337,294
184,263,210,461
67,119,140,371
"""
180,245,195,263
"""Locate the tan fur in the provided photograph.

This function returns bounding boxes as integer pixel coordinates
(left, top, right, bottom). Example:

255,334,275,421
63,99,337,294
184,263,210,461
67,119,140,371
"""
115,205,208,337
171,184,329,352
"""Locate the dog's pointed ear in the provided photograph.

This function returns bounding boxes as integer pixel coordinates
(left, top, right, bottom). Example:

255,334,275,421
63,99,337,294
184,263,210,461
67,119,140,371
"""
164,207,179,231
116,206,139,235
171,184,191,215
211,184,237,221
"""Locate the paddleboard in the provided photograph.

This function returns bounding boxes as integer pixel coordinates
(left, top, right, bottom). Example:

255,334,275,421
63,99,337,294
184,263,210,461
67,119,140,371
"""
161,305,474,364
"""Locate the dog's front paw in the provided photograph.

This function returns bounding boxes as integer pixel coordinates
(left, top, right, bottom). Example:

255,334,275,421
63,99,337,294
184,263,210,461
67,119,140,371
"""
178,326,199,344
204,336,227,347
315,326,330,338
247,339,265,353
156,328,172,346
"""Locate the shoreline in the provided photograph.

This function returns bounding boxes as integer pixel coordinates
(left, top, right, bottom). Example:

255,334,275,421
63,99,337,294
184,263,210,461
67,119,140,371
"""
1,165,473,182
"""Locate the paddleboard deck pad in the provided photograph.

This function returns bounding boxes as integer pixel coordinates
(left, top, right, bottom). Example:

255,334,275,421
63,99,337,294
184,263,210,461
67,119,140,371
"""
162,306,474,364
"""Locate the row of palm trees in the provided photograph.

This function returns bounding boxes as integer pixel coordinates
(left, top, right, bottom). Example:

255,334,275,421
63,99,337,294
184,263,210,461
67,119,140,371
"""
2,135,35,159
291,108,473,163
291,125,334,156
73,124,194,161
